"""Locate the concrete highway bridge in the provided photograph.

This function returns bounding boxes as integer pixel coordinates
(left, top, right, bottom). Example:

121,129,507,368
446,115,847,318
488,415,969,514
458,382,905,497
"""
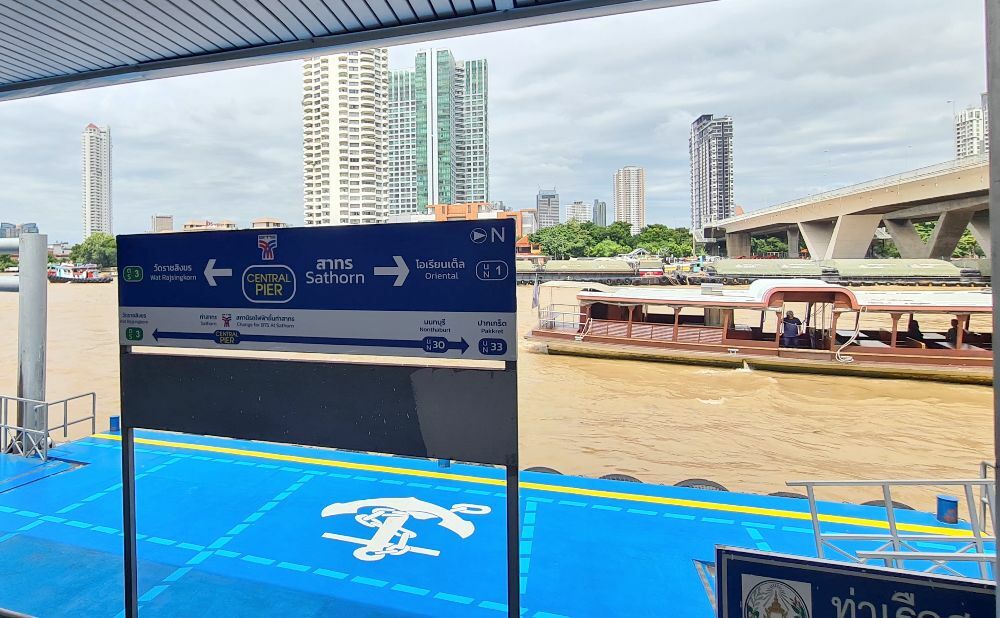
706,155,990,260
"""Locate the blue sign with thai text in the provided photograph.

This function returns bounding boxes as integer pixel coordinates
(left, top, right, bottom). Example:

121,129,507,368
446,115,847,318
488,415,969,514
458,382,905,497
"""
117,220,517,360
717,547,994,618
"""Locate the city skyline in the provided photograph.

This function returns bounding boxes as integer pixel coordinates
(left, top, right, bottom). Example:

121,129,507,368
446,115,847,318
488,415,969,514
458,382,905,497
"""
0,1,987,242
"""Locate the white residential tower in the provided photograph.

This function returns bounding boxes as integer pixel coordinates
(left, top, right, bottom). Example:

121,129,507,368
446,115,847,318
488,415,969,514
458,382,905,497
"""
613,167,645,235
689,114,734,241
82,123,112,238
302,49,389,226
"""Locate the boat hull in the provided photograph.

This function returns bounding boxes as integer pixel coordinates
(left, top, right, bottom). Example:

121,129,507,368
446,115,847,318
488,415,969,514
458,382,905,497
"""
47,275,112,283
526,333,993,386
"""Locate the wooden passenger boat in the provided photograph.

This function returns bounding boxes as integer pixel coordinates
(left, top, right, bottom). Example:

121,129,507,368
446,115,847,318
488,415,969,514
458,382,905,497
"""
526,279,993,385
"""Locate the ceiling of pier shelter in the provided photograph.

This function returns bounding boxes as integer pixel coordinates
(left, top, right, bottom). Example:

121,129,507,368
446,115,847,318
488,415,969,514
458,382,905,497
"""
0,0,708,102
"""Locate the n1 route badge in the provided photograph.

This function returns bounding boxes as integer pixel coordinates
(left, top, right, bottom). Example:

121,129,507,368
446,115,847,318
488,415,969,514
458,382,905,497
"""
116,220,517,361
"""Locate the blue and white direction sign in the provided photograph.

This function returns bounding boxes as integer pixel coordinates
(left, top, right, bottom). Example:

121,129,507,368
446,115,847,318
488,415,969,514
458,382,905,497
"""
117,220,517,360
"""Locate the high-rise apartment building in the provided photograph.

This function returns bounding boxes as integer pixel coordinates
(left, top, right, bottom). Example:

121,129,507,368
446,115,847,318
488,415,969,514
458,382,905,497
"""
592,200,607,227
613,167,646,236
302,49,389,226
955,94,990,159
389,49,489,214
150,215,173,233
536,189,560,229
689,114,734,241
565,200,592,223
0,223,13,238
82,123,112,238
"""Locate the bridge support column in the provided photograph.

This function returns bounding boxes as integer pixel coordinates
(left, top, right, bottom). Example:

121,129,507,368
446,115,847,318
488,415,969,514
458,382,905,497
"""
786,226,800,257
725,232,751,258
826,214,883,259
798,221,834,260
968,210,991,257
926,210,974,259
883,219,927,258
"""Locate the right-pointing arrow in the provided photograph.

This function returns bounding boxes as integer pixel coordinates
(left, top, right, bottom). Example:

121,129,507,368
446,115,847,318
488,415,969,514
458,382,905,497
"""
373,255,409,287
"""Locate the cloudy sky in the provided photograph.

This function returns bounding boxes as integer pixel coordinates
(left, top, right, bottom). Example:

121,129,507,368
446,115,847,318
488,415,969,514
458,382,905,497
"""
0,0,988,242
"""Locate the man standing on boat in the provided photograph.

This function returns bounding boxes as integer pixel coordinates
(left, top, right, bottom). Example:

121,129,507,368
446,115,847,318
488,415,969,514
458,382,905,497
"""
781,310,802,348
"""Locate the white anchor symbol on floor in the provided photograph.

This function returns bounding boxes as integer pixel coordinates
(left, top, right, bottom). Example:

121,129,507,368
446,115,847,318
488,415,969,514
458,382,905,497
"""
321,497,491,562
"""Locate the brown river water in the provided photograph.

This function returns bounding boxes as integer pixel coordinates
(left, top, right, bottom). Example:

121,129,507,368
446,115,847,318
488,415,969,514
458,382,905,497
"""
0,281,994,509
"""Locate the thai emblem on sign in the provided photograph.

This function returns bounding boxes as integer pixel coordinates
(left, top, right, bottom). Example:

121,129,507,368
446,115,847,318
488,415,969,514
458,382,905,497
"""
320,497,490,562
257,234,277,261
742,576,811,618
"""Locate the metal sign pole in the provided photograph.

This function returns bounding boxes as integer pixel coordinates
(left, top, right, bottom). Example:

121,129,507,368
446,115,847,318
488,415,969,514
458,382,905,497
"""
506,360,520,618
988,0,1000,612
120,346,139,618
506,461,520,617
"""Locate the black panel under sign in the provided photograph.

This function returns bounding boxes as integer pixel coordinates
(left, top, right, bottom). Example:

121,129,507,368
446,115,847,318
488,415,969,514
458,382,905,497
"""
121,353,517,465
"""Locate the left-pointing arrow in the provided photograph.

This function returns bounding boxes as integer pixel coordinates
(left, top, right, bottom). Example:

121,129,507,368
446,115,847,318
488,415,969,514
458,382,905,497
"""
204,258,233,287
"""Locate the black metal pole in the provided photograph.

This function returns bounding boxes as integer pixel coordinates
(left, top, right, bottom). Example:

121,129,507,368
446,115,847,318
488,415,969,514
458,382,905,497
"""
506,461,520,618
505,359,520,618
122,423,138,618
120,342,139,618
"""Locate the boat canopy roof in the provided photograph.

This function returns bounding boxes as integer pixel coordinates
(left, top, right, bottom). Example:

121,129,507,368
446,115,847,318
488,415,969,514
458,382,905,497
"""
573,279,992,313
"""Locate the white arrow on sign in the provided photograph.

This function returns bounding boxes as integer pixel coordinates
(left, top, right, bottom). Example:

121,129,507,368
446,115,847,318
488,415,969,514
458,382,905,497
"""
204,258,233,287
373,255,409,287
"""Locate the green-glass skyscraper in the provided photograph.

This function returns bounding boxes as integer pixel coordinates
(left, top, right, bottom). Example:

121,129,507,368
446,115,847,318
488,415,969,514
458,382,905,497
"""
389,49,489,214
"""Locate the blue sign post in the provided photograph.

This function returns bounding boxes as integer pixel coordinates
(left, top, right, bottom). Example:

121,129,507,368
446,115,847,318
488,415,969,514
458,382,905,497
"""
717,547,995,617
118,220,517,361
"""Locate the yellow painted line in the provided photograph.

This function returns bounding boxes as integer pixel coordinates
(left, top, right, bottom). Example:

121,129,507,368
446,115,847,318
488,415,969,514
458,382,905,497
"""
94,433,967,537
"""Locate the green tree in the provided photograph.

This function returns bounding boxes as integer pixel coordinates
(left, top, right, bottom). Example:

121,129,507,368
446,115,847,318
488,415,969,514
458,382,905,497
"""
587,239,629,257
529,221,591,259
0,255,15,271
603,221,635,247
750,236,788,255
70,233,117,267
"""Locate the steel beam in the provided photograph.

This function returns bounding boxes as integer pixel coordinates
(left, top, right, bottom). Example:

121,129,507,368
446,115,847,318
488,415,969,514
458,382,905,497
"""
0,0,714,103
0,238,17,254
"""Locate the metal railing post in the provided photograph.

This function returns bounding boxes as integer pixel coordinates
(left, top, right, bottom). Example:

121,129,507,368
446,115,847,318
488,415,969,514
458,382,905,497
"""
881,483,902,568
964,483,991,580
804,483,824,558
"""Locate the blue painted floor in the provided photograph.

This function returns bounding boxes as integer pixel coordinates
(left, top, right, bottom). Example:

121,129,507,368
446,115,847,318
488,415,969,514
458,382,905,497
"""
0,432,988,617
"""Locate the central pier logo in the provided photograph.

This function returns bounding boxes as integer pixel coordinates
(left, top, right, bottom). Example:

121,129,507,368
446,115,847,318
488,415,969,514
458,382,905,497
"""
742,575,811,618
257,234,277,261
242,265,296,304
320,497,490,562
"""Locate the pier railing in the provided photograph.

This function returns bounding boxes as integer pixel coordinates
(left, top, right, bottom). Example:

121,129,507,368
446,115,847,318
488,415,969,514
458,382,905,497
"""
0,392,97,461
787,477,996,580
537,305,587,332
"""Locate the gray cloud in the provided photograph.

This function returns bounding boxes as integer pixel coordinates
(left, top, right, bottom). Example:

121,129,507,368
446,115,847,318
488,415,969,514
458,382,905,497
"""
0,0,988,241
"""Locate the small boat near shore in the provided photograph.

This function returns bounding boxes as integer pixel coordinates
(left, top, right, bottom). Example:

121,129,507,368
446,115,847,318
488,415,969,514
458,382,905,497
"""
527,279,994,385
47,263,112,283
